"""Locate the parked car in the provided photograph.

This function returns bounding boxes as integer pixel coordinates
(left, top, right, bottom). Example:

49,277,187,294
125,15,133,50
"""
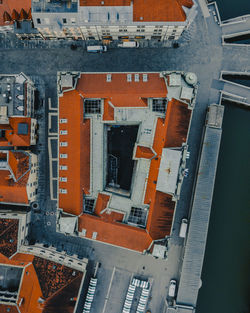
168,279,177,297
87,45,107,53
118,41,139,48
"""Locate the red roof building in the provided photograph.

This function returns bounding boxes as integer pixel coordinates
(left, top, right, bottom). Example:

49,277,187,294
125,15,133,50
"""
31,0,197,41
0,216,87,313
0,150,38,206
0,0,31,27
0,73,37,147
57,71,197,252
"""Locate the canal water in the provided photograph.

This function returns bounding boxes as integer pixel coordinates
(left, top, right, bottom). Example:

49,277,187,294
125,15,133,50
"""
196,2,250,313
196,101,250,313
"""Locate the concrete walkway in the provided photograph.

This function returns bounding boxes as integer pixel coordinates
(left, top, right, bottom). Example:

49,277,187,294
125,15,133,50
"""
221,14,250,36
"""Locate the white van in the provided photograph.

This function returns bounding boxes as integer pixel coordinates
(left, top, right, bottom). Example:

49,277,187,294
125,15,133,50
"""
168,279,176,297
118,41,139,48
87,45,107,53
179,218,188,238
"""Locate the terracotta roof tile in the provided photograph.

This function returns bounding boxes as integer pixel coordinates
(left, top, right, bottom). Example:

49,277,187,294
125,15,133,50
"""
0,305,19,313
1,253,83,313
11,9,19,20
0,173,29,204
60,74,192,252
78,214,152,252
103,99,114,121
164,98,191,148
76,73,167,107
58,90,90,215
0,219,18,258
133,0,191,22
3,11,12,22
79,0,193,22
19,9,28,20
0,151,30,205
146,191,175,239
0,0,32,26
135,145,155,159
0,117,31,147
94,193,124,222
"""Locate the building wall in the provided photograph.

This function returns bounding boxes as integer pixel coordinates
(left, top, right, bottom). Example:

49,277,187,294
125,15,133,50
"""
32,20,187,41
26,153,38,203
31,2,197,41
24,76,35,117
30,118,37,145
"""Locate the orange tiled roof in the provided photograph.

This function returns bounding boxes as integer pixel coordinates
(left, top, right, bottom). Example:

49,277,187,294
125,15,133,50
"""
103,99,114,121
0,305,19,313
164,98,191,148
146,191,175,240
76,73,167,107
0,151,30,205
0,173,29,204
0,0,32,27
1,253,83,313
61,74,192,252
94,193,124,222
135,145,155,159
0,218,18,258
0,117,31,147
143,99,191,239
58,90,90,215
78,214,152,252
133,0,193,22
79,0,193,22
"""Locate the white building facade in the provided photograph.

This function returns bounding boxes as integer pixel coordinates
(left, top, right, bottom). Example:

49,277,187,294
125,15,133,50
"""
31,0,197,41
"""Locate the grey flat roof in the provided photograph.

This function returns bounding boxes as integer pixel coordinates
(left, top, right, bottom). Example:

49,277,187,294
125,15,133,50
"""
156,148,182,195
176,114,223,307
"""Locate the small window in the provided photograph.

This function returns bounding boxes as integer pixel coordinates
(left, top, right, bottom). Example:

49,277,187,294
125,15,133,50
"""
63,18,67,24
60,154,68,159
60,142,68,147
84,198,95,213
60,130,68,135
60,177,67,182
127,74,132,82
37,18,41,24
134,74,139,82
84,99,101,114
71,18,76,24
106,74,112,82
60,118,67,124
60,188,67,194
152,98,167,113
60,165,68,170
143,74,148,82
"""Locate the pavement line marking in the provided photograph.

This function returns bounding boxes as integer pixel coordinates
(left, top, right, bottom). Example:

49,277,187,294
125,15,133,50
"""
102,267,116,313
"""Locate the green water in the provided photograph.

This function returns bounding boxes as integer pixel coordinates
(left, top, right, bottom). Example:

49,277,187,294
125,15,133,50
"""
196,101,250,313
